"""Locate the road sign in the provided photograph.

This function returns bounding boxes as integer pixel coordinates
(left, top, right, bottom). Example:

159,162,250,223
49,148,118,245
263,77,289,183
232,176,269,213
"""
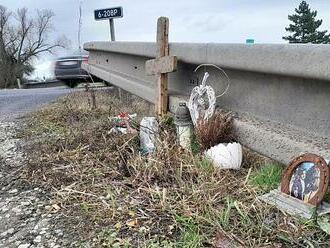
246,38,255,44
94,7,123,41
94,7,123,21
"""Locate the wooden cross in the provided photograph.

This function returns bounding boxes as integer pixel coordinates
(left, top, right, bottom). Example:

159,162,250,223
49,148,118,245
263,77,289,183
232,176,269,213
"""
145,17,177,116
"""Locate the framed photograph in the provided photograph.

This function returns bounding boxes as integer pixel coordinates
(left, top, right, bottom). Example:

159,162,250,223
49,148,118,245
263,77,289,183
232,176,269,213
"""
281,153,329,206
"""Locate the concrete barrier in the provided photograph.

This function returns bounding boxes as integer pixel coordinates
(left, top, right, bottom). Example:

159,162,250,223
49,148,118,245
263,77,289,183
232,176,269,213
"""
83,41,330,164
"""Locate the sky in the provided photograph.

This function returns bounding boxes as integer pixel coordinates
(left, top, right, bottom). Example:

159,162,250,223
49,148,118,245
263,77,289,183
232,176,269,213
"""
1,0,330,78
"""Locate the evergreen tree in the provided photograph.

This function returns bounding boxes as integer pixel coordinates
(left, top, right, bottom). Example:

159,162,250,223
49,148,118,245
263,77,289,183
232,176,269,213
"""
283,1,330,44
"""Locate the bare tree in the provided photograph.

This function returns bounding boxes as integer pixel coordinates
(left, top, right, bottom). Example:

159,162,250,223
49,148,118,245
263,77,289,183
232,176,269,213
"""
0,5,67,88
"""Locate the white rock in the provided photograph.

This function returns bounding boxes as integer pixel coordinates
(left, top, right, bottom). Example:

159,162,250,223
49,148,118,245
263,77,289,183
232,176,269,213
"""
18,244,30,248
1,207,8,212
12,207,21,212
55,229,63,236
21,201,30,206
34,235,42,243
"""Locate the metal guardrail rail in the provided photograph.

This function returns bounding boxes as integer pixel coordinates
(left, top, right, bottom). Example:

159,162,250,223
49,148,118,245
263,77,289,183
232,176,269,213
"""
83,41,330,164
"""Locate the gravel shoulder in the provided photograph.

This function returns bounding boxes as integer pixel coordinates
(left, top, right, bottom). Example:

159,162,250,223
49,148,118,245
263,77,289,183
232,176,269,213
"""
0,88,78,247
0,121,72,247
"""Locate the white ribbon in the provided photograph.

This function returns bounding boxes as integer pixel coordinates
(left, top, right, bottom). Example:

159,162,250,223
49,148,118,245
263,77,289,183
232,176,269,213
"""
188,72,216,126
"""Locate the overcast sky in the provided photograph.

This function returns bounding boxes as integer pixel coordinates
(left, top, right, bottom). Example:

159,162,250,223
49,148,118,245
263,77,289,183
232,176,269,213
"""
1,0,330,78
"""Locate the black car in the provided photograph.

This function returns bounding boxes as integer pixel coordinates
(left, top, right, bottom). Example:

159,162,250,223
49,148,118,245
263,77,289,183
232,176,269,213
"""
54,54,91,87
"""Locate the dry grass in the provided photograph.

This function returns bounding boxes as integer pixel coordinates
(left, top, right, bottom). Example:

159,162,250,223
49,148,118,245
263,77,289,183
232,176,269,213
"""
21,89,330,247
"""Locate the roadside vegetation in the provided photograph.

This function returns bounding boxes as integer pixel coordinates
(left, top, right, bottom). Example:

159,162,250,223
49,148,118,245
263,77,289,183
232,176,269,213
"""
21,89,330,247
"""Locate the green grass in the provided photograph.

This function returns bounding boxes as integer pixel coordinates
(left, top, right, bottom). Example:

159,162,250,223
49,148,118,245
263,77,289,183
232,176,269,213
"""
161,114,176,129
195,157,213,171
249,163,284,192
190,132,201,155
175,215,203,248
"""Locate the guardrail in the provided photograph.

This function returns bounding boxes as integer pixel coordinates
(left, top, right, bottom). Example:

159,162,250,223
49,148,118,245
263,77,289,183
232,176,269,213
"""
24,80,65,89
83,41,330,164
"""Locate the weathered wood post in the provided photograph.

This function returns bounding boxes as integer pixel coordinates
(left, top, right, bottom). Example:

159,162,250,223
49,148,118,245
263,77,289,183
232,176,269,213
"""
146,17,177,116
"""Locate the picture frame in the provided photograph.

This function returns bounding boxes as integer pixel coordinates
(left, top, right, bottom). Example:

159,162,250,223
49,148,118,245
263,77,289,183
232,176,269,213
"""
281,153,329,206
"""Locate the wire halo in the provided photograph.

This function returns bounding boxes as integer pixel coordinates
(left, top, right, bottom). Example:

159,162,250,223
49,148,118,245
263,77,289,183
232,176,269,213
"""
193,63,230,98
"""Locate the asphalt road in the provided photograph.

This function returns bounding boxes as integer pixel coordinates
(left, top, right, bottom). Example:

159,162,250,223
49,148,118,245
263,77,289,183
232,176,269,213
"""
0,87,75,121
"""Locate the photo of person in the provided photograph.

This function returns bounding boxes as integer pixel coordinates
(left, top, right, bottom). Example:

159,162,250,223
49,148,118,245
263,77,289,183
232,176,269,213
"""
289,162,320,203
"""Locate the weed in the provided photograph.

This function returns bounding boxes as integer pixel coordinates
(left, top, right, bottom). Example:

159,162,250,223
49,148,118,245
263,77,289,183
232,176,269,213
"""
219,197,235,227
176,215,203,248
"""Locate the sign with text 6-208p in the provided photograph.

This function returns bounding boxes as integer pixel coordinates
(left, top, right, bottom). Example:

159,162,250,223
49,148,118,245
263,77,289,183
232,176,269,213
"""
94,7,123,21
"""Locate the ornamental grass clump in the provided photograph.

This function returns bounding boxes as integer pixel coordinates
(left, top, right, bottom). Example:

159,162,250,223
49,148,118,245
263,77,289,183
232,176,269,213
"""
195,110,234,152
